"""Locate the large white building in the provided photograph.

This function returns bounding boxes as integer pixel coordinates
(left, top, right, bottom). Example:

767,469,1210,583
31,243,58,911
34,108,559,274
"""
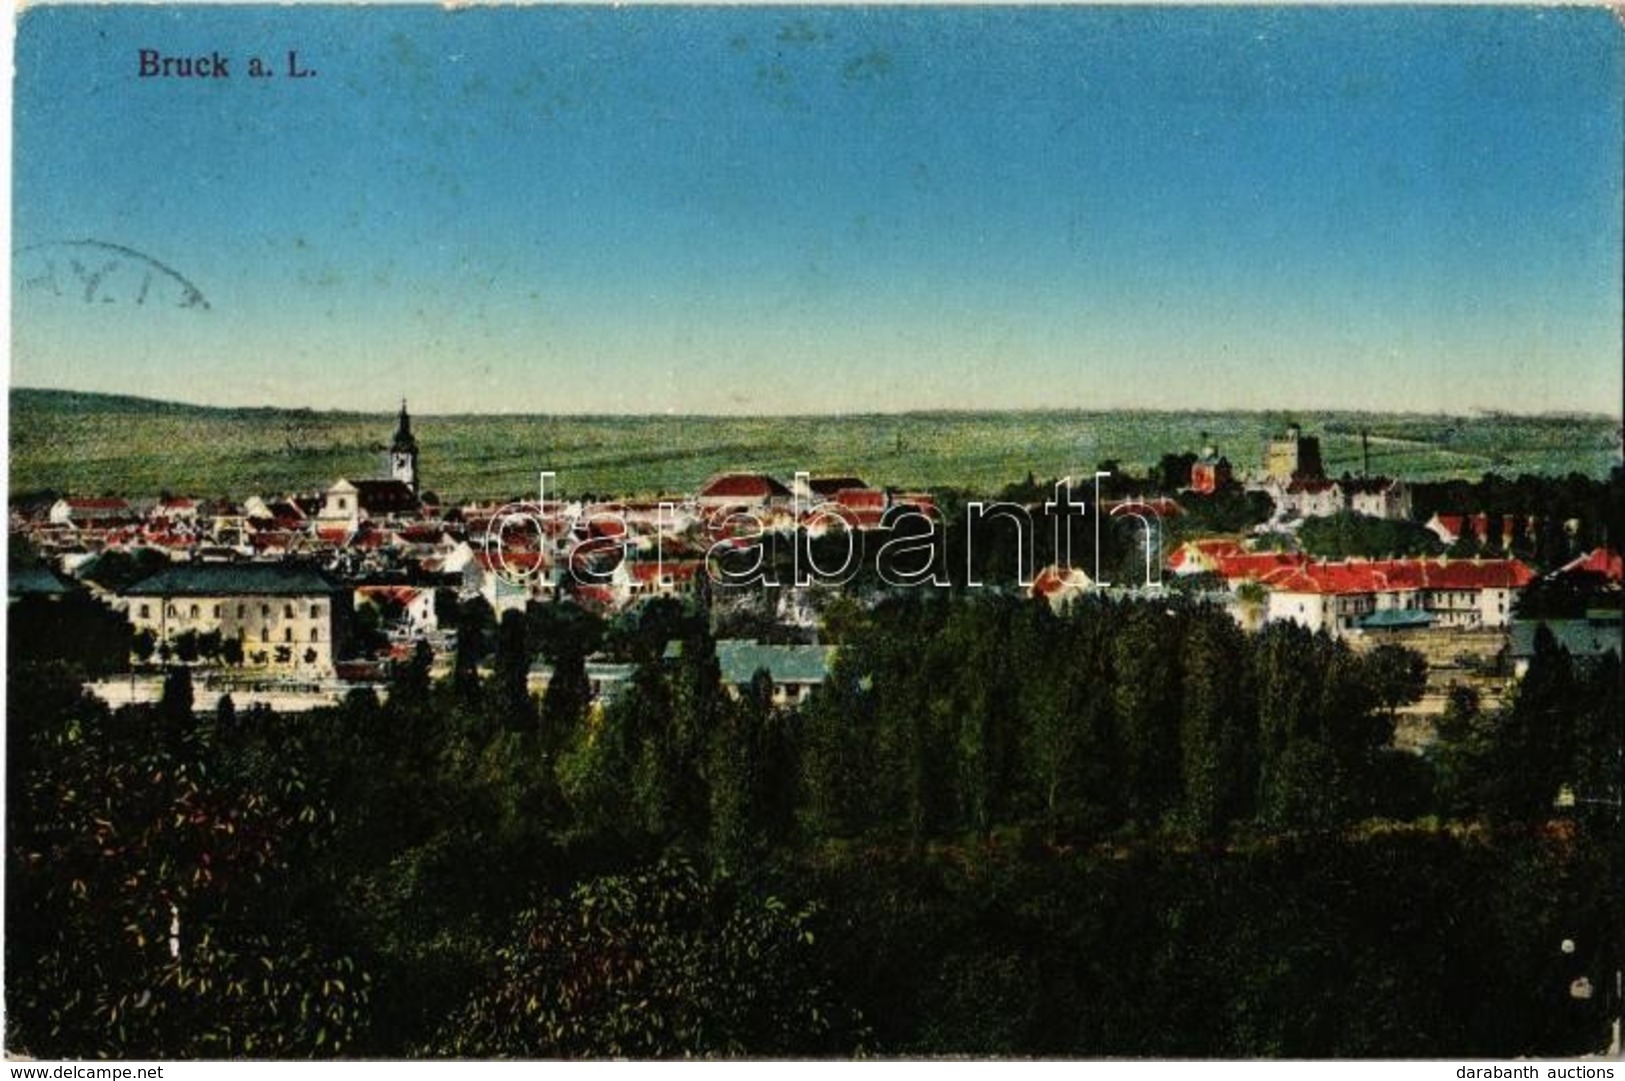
1259,557,1534,638
124,563,347,671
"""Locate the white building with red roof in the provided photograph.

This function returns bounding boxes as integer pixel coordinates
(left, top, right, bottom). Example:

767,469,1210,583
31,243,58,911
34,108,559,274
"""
1031,564,1093,612
465,549,559,614
1263,556,1535,637
611,558,706,605
354,584,439,637
1167,538,1250,576
48,497,134,528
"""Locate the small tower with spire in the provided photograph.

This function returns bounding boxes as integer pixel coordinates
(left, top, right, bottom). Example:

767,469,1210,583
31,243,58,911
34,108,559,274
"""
387,399,420,495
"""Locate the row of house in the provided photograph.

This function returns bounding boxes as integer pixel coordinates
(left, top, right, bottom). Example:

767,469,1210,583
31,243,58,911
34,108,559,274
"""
1168,539,1542,636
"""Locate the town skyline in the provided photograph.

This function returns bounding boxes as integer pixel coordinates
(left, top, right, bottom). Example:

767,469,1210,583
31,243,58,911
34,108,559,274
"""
11,5,1624,416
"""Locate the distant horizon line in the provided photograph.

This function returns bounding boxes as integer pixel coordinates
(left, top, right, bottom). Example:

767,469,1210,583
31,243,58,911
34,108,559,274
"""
11,386,1621,425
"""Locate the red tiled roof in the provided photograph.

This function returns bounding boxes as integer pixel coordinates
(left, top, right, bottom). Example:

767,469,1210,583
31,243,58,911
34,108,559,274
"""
474,550,550,573
1559,548,1624,582
1032,565,1090,599
1212,552,1307,582
572,584,617,609
467,504,573,539
1168,538,1248,572
1267,557,1535,595
830,487,887,510
628,560,704,583
699,473,791,500
1424,558,1535,590
356,585,426,606
1267,563,1385,595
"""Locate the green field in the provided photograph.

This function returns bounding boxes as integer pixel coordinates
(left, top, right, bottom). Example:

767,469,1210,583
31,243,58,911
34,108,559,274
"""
9,388,1620,502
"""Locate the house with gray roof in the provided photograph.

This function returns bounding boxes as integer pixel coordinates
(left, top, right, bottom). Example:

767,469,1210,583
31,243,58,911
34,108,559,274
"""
1509,613,1622,678
667,638,835,707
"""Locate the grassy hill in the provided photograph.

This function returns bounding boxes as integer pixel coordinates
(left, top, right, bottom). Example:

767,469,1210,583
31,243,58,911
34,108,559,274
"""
9,388,1620,502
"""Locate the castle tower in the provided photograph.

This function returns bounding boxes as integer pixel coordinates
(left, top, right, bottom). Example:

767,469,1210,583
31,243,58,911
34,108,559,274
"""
1264,422,1324,484
387,399,419,495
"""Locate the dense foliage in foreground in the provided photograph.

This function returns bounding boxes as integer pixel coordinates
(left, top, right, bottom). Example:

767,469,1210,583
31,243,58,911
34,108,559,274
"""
6,591,1619,1058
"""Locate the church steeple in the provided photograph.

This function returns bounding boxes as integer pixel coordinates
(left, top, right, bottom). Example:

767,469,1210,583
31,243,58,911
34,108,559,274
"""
386,399,419,494
392,399,417,453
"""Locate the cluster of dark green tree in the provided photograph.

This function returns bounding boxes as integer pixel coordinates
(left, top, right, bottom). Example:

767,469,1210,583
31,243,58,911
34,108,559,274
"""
7,591,133,677
7,577,1618,1057
793,825,1617,1057
1293,511,1444,559
5,597,867,1058
129,627,248,667
1431,625,1622,822
803,594,1426,842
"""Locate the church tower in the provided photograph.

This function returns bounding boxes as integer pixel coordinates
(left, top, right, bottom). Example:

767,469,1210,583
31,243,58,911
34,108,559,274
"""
387,399,419,495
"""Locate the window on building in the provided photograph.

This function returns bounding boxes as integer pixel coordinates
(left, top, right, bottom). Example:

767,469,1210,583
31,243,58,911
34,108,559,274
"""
284,628,294,643
213,605,221,618
284,603,295,619
139,604,150,619
310,603,322,618
261,604,270,617
338,498,348,511
238,604,246,618
311,628,320,642
166,604,177,618
260,628,269,643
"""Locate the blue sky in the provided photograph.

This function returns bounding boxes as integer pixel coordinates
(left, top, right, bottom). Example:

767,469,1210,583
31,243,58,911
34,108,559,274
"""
11,5,1623,415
